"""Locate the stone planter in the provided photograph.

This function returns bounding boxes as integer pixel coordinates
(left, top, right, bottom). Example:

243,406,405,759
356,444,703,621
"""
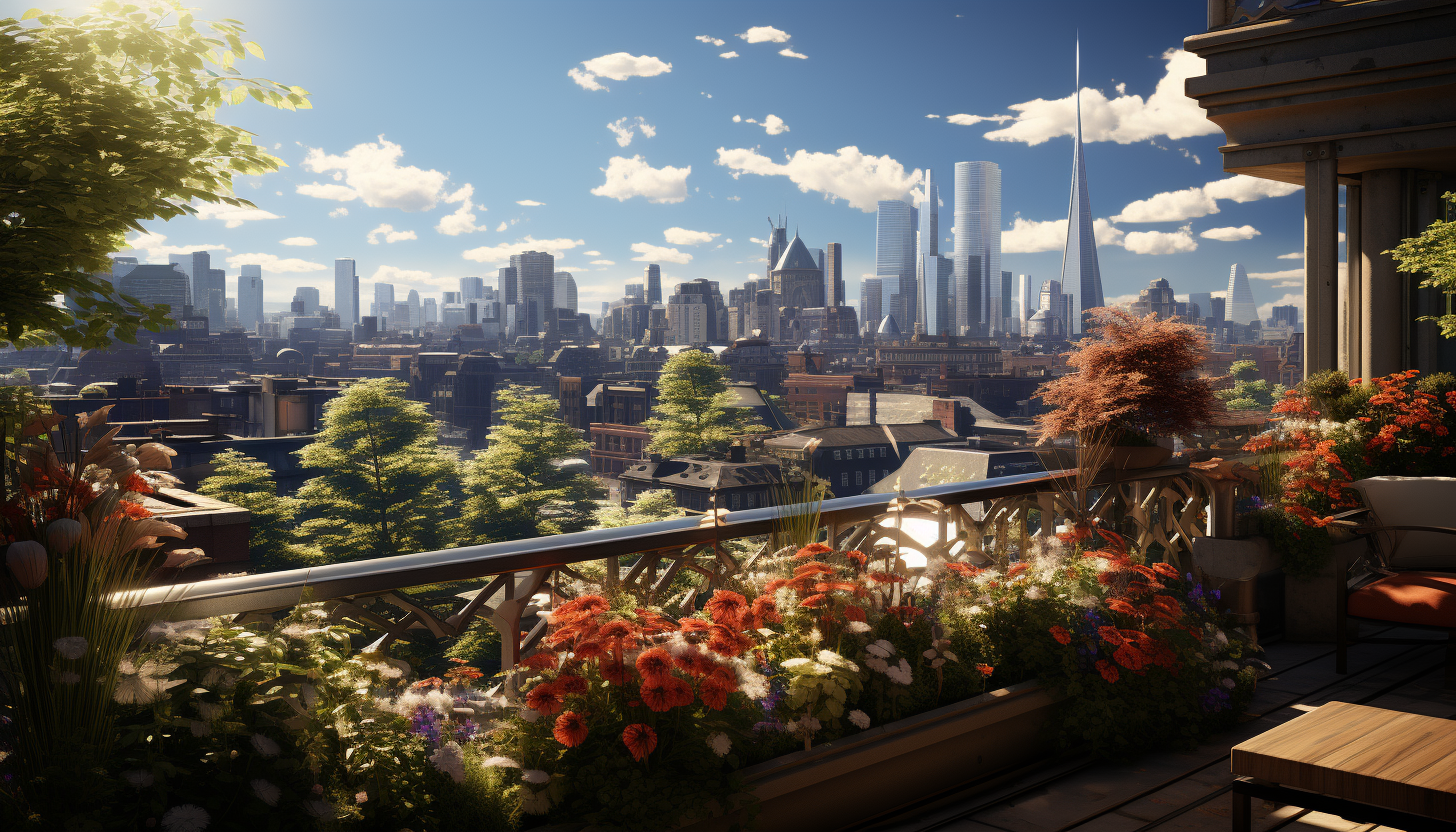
686,680,1061,832
1284,539,1365,642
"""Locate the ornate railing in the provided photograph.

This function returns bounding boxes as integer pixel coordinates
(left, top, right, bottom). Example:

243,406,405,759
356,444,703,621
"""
135,464,1219,685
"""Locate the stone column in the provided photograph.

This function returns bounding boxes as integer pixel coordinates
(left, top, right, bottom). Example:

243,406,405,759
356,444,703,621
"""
1343,182,1363,375
1361,169,1407,379
1304,147,1340,376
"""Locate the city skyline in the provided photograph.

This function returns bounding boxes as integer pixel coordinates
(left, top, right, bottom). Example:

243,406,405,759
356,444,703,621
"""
103,1,1312,324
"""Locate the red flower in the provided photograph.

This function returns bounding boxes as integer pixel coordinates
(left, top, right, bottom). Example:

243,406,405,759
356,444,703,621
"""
600,661,635,686
678,617,712,636
411,677,443,690
622,723,657,761
573,641,605,660
1049,626,1071,645
976,664,994,677
554,595,610,620
674,650,718,677
706,624,751,657
704,590,749,628
635,647,674,681
750,595,781,625
1097,626,1125,645
122,473,153,495
525,682,565,715
844,549,867,567
639,678,679,712
700,685,729,711
553,711,588,747
798,593,828,609
844,604,867,622
794,542,834,559
701,665,739,694
1096,659,1119,684
556,674,590,695
520,652,560,672
1151,562,1181,580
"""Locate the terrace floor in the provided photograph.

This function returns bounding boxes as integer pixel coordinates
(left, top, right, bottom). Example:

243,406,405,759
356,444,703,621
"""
860,630,1456,832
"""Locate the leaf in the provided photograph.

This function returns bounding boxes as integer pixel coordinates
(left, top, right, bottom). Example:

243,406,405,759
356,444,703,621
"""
244,40,263,58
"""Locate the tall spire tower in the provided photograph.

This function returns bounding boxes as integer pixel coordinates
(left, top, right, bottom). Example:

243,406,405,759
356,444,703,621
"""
1059,38,1104,333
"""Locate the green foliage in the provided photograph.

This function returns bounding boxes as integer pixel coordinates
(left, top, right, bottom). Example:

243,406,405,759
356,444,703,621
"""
643,350,762,457
4,368,29,384
1387,191,1456,338
593,489,680,528
514,349,545,366
0,1,309,348
1250,507,1331,579
197,450,303,571
1216,360,1283,410
461,384,601,540
295,378,462,563
1301,369,1373,422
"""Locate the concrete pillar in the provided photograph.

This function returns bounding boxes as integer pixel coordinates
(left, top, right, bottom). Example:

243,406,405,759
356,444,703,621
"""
1343,183,1363,376
1361,170,1406,379
1304,148,1340,376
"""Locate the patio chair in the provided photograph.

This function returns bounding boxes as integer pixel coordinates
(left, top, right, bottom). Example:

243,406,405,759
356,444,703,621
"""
1332,476,1456,687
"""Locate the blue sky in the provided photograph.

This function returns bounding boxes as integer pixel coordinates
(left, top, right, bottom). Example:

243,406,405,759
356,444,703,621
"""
20,0,1310,319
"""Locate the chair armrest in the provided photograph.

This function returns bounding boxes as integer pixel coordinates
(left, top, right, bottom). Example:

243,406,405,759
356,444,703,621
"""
1352,524,1456,537
1329,507,1371,528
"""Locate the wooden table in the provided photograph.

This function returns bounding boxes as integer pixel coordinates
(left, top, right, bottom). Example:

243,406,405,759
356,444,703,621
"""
1230,701,1456,831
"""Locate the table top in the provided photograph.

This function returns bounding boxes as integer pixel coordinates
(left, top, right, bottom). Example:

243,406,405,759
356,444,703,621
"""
1232,701,1456,821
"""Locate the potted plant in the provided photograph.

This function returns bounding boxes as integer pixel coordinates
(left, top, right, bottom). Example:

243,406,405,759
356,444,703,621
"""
1035,308,1215,469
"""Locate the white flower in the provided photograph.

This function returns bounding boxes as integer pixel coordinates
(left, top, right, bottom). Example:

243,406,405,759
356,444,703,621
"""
424,689,454,714
808,628,823,645
848,710,870,730
1025,585,1047,601
250,734,280,758
482,756,521,768
865,657,889,674
114,659,184,705
522,769,551,785
845,621,872,634
160,804,210,832
430,741,465,783
707,732,732,756
866,639,896,658
189,720,211,738
886,658,914,685
53,636,87,660
793,715,821,735
730,658,771,700
521,788,553,815
250,779,281,806
780,657,810,669
1221,677,1237,690
122,769,154,788
304,799,334,819
354,791,368,804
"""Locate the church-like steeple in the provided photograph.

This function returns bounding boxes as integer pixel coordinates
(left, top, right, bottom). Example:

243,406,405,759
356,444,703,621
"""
1059,39,1104,333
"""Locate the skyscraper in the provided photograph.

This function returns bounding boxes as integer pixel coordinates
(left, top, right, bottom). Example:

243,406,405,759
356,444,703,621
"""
373,282,394,322
460,276,484,301
860,276,884,336
1059,41,1105,333
294,286,321,316
625,279,645,301
1188,291,1213,323
765,217,788,284
120,265,190,324
918,169,939,259
406,289,422,329
497,267,518,306
555,271,578,314
424,297,438,324
921,254,954,336
1018,274,1035,334
335,259,358,325
1226,264,1257,325
511,251,555,335
239,265,264,332
825,243,844,306
954,161,1002,335
643,264,661,305
204,267,226,329
875,199,917,331
168,252,203,309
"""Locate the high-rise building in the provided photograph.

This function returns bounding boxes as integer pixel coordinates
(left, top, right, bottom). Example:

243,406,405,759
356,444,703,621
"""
876,199,918,331
772,233,826,310
1040,279,1074,338
373,282,395,323
406,289,422,329
921,254,954,336
424,297,438,324
460,276,484,302
860,276,884,336
1188,291,1213,323
918,169,939,259
1017,274,1035,334
825,243,844,306
1271,305,1300,328
238,265,264,332
555,271,578,314
954,161,1002,335
497,267,518,306
511,251,555,335
667,279,723,345
765,217,789,284
1059,41,1105,333
119,265,189,323
1226,264,1258,325
643,264,661,305
109,256,139,281
334,259,358,325
625,279,645,301
294,286,321,316
168,252,204,309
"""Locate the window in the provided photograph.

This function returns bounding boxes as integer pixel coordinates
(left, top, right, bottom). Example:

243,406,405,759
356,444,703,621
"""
868,470,876,484
747,493,757,508
840,472,849,487
882,469,889,478
856,448,864,459
880,447,887,457
855,471,863,486
833,449,842,460
732,494,741,510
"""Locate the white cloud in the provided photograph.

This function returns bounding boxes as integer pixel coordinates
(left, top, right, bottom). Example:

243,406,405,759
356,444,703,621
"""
329,206,349,218
1258,292,1304,322
591,155,691,204
1200,225,1261,242
300,137,450,211
738,26,790,43
761,114,789,135
1113,187,1218,223
1248,268,1304,281
926,114,941,119
946,113,1013,127
1203,175,1303,203
606,116,657,148
279,237,317,247
516,199,545,206
121,232,230,262
630,242,692,265
985,50,1217,146
495,221,507,232
1001,217,1122,252
714,145,918,212
696,35,725,46
224,252,325,273
568,53,672,91
584,251,601,256
664,227,720,246
720,51,739,59
462,236,586,263
1277,251,1303,260
1096,220,1126,247
778,48,807,59
366,224,417,245
193,202,281,228
371,264,434,286
590,259,616,266
434,183,485,236
749,237,768,246
1122,225,1197,255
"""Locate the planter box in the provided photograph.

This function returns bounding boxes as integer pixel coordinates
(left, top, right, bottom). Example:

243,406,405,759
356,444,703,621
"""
1284,539,1364,643
687,680,1061,832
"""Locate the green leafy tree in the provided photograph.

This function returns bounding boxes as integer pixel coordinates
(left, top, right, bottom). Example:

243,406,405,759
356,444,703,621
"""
1215,360,1283,411
197,450,303,572
460,384,601,540
1388,190,1456,338
593,489,680,528
295,378,461,563
643,350,762,457
0,2,309,348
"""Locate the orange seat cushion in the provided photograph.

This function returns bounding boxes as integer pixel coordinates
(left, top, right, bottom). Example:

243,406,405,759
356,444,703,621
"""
1347,573,1456,628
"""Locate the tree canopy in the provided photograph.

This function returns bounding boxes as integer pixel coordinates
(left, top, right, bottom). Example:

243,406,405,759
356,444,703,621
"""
1388,190,1456,339
1215,360,1282,411
197,450,303,571
295,378,461,563
642,350,761,457
0,1,308,348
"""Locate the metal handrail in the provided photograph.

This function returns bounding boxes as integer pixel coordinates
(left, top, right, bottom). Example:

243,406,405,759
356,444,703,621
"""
134,463,1200,620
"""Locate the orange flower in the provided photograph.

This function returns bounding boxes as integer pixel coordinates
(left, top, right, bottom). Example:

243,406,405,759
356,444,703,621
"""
573,640,605,660
1096,659,1119,684
976,664,994,677
600,661,635,686
674,650,718,677
794,542,833,559
844,550,867,567
1049,626,1071,645
701,665,739,694
520,652,560,672
1097,626,1124,646
640,678,678,712
669,675,695,708
678,617,712,636
553,711,589,747
798,593,828,608
411,677,443,690
750,595,781,624
635,647,674,681
1151,562,1181,580
704,590,749,628
555,595,610,620
700,685,729,711
944,562,981,579
525,682,565,715
844,604,867,622
556,674,590,695
706,624,751,657
622,723,657,761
